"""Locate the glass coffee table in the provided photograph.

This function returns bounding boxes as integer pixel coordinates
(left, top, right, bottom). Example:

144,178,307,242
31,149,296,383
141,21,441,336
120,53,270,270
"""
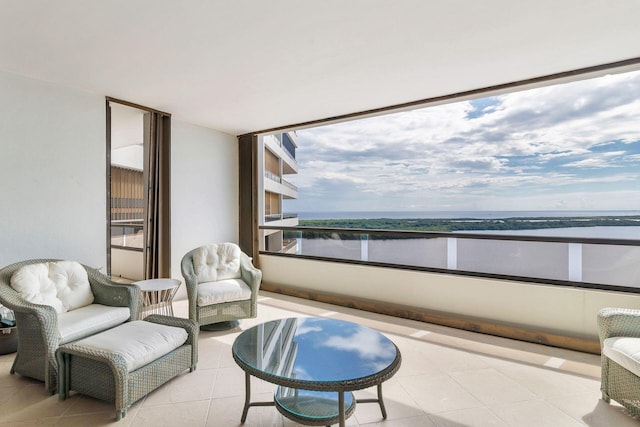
232,317,401,426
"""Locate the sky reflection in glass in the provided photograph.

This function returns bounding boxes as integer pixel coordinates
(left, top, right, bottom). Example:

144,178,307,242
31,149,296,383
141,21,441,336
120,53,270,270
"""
233,317,398,384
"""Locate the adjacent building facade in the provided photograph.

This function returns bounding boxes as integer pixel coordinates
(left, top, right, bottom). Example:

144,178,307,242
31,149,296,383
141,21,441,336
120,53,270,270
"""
259,132,299,253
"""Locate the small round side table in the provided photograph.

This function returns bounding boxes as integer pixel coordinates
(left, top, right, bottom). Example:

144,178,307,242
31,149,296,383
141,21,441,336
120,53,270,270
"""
133,278,180,320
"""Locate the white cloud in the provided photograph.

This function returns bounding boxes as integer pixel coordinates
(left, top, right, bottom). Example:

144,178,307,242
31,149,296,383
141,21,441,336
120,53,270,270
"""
322,327,396,361
285,70,640,212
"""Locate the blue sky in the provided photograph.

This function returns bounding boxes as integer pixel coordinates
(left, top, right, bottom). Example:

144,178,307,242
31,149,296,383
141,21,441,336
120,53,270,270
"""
284,70,640,213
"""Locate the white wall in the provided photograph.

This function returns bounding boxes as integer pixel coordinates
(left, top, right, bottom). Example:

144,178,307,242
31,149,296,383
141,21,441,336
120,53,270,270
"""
0,71,240,298
259,254,640,341
171,120,238,300
0,71,106,268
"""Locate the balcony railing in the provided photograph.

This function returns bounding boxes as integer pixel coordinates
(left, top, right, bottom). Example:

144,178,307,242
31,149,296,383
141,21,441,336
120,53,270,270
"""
265,213,299,222
110,220,143,251
281,178,297,192
265,170,281,183
259,225,640,292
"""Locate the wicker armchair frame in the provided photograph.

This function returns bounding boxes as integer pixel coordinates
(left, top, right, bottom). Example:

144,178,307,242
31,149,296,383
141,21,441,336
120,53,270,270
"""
181,245,262,328
598,307,640,417
0,258,140,394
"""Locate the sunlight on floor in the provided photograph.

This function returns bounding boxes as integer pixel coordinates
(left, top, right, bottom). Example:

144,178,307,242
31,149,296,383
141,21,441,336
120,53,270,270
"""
0,291,638,426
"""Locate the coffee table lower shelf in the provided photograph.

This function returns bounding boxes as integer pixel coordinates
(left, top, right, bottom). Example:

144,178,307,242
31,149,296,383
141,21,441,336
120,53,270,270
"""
275,386,356,426
240,372,388,426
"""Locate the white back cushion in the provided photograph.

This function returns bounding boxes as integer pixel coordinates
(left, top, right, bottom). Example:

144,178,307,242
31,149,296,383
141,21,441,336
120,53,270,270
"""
11,263,65,313
11,261,94,313
193,245,219,282
49,261,94,311
216,243,241,280
192,243,241,283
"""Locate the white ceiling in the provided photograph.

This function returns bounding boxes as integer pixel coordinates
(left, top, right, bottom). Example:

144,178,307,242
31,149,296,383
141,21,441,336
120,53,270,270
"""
1,0,640,136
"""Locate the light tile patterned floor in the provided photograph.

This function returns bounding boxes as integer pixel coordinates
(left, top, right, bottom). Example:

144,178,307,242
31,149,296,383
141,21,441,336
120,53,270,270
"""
1,291,639,426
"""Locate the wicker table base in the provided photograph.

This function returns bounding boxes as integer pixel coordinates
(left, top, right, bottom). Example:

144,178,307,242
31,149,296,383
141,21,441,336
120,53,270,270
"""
133,278,180,320
275,387,357,426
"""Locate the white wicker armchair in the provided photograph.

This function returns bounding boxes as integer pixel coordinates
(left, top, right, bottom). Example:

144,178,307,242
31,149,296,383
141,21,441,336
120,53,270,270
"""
0,259,139,394
181,243,261,329
598,307,640,418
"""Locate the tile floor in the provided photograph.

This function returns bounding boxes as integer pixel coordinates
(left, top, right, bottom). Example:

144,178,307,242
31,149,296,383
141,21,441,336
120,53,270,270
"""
1,291,639,426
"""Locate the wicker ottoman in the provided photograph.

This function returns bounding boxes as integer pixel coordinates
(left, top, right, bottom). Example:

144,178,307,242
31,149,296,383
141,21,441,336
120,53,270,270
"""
56,315,198,420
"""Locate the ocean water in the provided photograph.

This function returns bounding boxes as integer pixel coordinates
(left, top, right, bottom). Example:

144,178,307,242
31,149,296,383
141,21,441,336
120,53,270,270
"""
469,226,640,239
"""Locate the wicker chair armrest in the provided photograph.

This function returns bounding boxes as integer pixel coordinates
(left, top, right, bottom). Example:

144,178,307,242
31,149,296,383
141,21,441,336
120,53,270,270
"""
86,267,140,320
1,284,52,313
145,315,198,340
597,307,640,343
181,252,200,321
0,294,60,361
0,283,58,327
240,252,262,293
180,256,198,291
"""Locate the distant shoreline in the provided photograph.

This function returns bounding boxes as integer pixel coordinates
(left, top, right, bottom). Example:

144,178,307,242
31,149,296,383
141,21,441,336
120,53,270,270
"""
298,214,640,233
296,210,640,221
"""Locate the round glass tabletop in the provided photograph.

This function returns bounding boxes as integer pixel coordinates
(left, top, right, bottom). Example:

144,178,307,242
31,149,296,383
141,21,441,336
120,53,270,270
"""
232,317,400,390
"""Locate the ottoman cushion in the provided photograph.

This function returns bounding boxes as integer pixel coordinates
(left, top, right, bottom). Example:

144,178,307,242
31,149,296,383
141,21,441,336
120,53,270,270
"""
603,337,640,378
71,320,188,372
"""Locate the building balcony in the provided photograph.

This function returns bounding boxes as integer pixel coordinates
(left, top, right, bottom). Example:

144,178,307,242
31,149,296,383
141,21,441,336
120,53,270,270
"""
264,171,298,199
264,213,299,224
264,134,298,175
110,220,144,281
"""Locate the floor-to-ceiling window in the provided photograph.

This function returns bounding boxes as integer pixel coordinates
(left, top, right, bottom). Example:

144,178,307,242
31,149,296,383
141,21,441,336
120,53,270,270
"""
257,64,640,290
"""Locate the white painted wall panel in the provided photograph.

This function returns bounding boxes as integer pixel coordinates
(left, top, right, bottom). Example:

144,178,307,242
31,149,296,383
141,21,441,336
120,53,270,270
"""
0,71,106,269
0,72,240,303
170,120,238,300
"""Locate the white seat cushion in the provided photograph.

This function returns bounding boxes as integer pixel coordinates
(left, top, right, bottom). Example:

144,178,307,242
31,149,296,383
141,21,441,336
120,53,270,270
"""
58,304,131,344
197,278,251,307
72,320,188,372
603,337,640,378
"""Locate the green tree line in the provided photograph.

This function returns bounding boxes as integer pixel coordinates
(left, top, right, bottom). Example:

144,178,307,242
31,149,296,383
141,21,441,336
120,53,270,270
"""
298,215,640,234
